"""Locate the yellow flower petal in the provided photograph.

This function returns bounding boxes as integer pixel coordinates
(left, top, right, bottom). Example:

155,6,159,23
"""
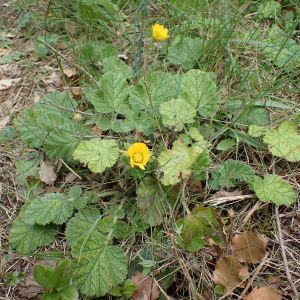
127,143,151,170
152,24,169,41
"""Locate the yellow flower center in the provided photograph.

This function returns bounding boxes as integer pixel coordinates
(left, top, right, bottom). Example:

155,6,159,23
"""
133,152,143,163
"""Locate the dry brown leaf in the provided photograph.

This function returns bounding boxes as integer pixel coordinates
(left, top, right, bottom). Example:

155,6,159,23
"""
65,172,78,184
245,286,281,300
63,67,77,78
39,160,57,185
90,125,102,136
0,78,22,90
131,272,160,300
65,21,80,34
209,238,223,258
212,255,249,293
230,230,268,264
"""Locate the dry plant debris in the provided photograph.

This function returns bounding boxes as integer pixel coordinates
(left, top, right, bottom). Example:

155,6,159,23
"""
38,160,57,185
131,272,160,300
244,286,281,300
230,230,268,264
212,255,249,293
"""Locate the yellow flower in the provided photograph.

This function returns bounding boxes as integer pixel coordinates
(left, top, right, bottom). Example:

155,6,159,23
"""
152,24,169,41
127,143,151,170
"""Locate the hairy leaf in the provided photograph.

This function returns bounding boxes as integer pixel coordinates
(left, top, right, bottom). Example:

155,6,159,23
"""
103,57,133,79
9,216,58,253
210,160,255,190
72,230,128,297
158,140,203,186
24,193,74,225
251,174,295,205
179,69,221,118
263,121,300,162
73,139,119,173
160,99,196,131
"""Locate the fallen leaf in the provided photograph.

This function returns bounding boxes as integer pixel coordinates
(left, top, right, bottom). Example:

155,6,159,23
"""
136,130,144,143
65,172,77,184
245,286,281,300
131,272,160,300
39,160,57,185
65,21,80,34
209,238,223,258
212,255,249,293
90,125,102,136
0,78,22,90
227,211,236,242
33,92,41,103
230,230,268,264
63,67,77,78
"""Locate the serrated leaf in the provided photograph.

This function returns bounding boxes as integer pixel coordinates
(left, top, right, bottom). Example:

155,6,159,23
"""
13,109,47,148
263,121,300,162
129,71,176,113
167,37,203,70
15,152,41,185
35,91,78,118
73,139,119,173
217,139,236,151
98,217,113,233
96,116,112,131
66,207,102,246
112,119,133,133
68,186,87,210
44,123,85,162
258,1,281,18
137,179,177,226
24,193,74,225
160,99,196,131
210,160,255,190
91,72,129,114
191,147,211,180
9,216,58,253
37,113,69,131
34,34,58,57
103,57,133,79
179,69,221,118
248,125,267,137
158,140,203,186
0,52,21,64
176,206,219,244
251,175,295,205
72,230,128,297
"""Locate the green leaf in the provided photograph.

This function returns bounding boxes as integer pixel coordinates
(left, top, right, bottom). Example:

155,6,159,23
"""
167,37,203,70
35,91,78,118
123,279,138,297
34,34,58,57
13,109,47,148
96,116,112,131
98,217,114,233
217,139,236,151
251,174,295,205
263,121,300,162
66,207,102,246
68,186,88,210
15,152,41,185
137,179,177,226
109,286,123,297
191,147,211,180
72,230,128,297
186,237,206,251
176,206,219,244
24,193,74,225
55,259,72,287
9,216,58,253
73,139,119,173
160,99,196,131
209,159,255,190
0,52,21,64
158,140,203,186
59,285,79,300
34,265,57,289
179,69,221,118
43,123,85,162
91,72,129,114
248,125,267,137
103,57,133,79
129,71,176,113
257,1,281,19
40,289,60,300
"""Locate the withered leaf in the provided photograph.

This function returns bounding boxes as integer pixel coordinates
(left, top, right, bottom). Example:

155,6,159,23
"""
131,272,160,300
245,286,281,300
230,230,268,264
212,255,249,293
39,160,57,185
